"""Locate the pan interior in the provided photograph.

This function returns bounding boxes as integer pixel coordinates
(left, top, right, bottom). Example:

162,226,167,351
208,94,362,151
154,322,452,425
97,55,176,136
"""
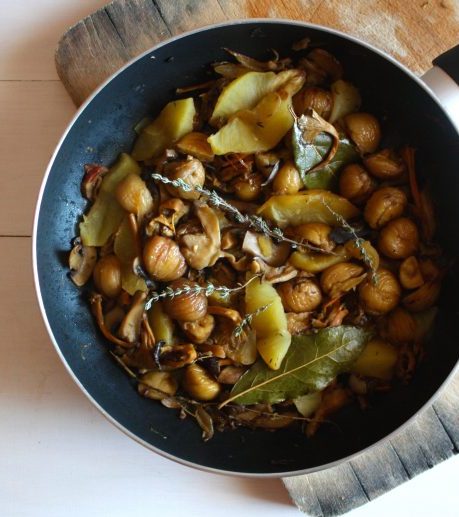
35,21,459,475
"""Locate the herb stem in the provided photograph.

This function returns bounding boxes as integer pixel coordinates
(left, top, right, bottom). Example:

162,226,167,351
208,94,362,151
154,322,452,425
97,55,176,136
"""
151,172,329,254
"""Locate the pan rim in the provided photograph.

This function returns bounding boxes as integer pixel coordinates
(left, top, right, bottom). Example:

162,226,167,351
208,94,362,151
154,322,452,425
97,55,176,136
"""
32,17,459,478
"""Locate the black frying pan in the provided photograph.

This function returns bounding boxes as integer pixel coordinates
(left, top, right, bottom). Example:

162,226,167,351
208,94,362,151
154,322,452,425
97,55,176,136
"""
33,20,459,476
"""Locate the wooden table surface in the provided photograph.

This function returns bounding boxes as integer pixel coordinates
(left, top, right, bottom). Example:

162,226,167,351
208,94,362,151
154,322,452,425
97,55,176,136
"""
1,1,458,516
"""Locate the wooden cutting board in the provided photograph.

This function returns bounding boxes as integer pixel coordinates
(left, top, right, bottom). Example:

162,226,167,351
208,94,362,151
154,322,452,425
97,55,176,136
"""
55,1,459,515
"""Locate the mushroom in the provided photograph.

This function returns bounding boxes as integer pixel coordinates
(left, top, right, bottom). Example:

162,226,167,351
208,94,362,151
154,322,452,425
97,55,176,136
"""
117,291,147,343
69,238,97,286
286,312,311,334
207,306,242,324
250,257,299,284
242,231,291,267
179,202,221,270
81,163,109,201
89,294,132,348
145,198,190,237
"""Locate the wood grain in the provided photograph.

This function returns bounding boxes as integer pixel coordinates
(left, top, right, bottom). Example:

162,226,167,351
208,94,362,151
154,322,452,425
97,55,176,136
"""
55,0,459,105
51,1,459,515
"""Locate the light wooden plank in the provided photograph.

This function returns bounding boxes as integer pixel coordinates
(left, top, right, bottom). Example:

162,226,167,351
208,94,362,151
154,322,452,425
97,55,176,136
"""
0,237,294,517
154,0,227,35
350,444,409,500
284,462,369,516
0,81,75,236
433,374,459,450
54,0,459,106
0,0,109,80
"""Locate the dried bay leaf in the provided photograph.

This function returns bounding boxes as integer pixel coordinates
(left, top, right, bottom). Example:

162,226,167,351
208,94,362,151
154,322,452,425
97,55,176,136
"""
292,110,357,190
222,326,371,406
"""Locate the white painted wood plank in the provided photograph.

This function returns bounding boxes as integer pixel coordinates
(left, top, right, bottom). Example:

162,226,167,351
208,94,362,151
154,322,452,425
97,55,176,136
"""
0,237,295,517
0,81,75,235
0,0,109,80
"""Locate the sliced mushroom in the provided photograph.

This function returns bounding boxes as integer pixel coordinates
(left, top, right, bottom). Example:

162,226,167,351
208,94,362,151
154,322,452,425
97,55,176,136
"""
286,312,311,335
81,163,109,201
179,314,215,344
179,202,221,270
250,257,299,284
117,291,147,343
158,343,197,369
145,198,190,237
89,294,132,348
207,306,242,324
242,231,291,267
213,320,257,365
69,238,97,286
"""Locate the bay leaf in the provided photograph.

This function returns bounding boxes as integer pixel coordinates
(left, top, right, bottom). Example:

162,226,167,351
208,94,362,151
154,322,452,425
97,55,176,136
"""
302,136,358,190
292,117,357,190
223,326,371,406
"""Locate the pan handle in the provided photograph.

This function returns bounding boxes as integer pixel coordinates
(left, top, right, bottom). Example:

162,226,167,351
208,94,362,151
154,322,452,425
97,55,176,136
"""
421,44,459,131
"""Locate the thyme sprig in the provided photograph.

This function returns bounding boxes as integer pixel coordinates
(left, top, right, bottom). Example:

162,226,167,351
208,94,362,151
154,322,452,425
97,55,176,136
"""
232,303,272,338
145,276,258,311
151,172,328,254
321,199,378,282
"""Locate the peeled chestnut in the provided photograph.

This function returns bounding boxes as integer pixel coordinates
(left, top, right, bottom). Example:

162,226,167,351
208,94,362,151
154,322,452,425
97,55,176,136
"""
321,262,366,299
273,161,303,195
164,158,205,200
293,86,333,118
278,279,322,313
359,268,401,315
93,254,122,298
378,217,419,260
289,222,334,252
364,149,405,179
233,173,263,201
386,307,417,344
344,240,380,272
339,163,376,204
343,113,381,154
180,314,215,344
308,48,343,81
143,235,187,282
115,173,153,218
182,363,221,401
138,371,178,400
399,256,424,289
364,187,407,229
163,278,208,322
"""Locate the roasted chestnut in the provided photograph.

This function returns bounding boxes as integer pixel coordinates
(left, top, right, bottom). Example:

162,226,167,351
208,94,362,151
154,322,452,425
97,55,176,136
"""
163,278,208,322
378,217,419,259
321,262,366,298
164,158,205,200
138,371,178,400
343,113,381,154
233,173,263,201
93,254,122,298
364,187,407,229
273,161,303,195
182,363,221,401
278,278,322,313
386,307,417,344
143,235,187,282
115,173,154,218
364,149,405,179
339,163,375,204
359,268,401,315
290,222,335,252
180,314,215,344
293,86,333,118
